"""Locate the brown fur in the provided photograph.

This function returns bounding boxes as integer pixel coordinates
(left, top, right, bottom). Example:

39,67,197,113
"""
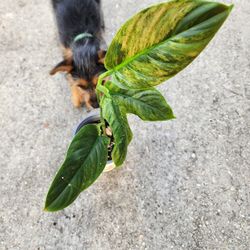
62,47,73,60
97,50,106,64
66,74,97,111
50,45,105,111
70,85,93,110
50,59,73,75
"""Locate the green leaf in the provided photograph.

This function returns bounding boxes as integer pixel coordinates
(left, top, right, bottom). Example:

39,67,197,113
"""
105,0,233,89
102,97,133,166
45,124,109,212
105,81,175,121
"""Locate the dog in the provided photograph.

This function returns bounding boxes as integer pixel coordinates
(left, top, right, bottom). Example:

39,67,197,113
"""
50,0,106,111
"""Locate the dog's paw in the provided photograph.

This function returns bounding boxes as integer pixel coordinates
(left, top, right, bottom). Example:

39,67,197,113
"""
86,105,94,112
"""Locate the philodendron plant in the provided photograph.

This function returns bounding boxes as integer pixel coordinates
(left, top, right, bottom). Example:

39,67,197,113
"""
45,0,233,212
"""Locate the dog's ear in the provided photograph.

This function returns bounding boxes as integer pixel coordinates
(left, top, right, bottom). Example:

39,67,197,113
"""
97,50,106,64
50,60,73,75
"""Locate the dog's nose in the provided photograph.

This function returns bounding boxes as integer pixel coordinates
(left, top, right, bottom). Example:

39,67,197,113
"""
90,93,99,108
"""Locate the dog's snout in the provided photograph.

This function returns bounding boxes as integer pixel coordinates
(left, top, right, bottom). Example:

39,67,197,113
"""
90,91,99,108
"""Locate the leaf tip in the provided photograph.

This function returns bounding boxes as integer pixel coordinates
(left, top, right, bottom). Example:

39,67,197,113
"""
226,4,234,14
166,111,176,121
43,207,49,212
44,198,58,212
43,205,59,213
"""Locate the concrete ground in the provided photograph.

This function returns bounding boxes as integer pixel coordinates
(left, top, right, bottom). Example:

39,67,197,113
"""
0,0,249,249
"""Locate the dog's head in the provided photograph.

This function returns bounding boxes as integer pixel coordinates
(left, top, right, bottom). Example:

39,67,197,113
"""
50,37,106,107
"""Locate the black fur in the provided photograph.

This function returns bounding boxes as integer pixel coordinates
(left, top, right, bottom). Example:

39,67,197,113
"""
51,0,105,80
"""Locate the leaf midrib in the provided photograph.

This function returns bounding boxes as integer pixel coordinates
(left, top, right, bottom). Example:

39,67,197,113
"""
111,92,165,113
106,6,229,74
105,98,130,136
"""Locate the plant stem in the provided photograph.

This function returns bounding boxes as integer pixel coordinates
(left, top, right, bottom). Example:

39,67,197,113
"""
97,84,110,98
96,70,113,136
100,105,106,136
98,70,113,86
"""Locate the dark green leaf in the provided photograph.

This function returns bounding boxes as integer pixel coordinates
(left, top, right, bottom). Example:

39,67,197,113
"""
102,97,133,166
105,0,233,89
45,124,109,212
105,81,175,121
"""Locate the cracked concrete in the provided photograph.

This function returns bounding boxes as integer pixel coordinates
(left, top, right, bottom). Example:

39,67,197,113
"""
0,0,250,249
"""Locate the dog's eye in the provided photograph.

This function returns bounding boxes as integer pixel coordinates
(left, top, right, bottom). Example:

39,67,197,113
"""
70,74,77,80
78,85,87,90
69,71,78,79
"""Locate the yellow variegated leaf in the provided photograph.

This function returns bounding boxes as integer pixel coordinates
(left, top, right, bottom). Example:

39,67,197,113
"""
105,81,175,121
102,97,133,166
105,0,233,89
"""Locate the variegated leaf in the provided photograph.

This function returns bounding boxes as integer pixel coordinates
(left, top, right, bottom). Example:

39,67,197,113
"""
105,81,175,121
45,125,109,212
102,97,133,166
105,0,233,89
